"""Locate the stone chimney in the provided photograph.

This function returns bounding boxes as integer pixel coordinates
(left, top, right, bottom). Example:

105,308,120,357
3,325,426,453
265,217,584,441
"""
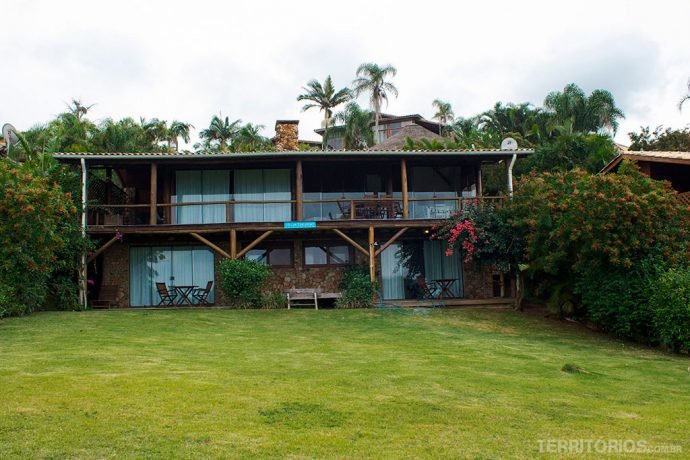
274,120,299,151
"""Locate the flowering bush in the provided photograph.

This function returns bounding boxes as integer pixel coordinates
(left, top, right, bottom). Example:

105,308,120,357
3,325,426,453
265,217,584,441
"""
0,160,83,316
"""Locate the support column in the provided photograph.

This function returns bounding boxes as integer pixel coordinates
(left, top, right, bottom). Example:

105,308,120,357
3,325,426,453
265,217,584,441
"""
401,159,409,218
80,158,88,310
295,159,303,221
230,229,237,259
368,226,375,282
476,163,483,197
149,162,158,225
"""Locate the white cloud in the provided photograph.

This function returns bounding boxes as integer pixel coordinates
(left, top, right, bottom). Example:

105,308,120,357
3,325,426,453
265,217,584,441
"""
2,0,690,147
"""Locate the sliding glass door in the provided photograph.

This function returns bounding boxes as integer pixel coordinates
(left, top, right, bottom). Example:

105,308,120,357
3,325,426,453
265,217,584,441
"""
129,246,215,306
174,170,230,224
234,169,291,222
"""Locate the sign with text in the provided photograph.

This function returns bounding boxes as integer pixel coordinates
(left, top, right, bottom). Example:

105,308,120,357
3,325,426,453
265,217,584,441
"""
283,221,317,230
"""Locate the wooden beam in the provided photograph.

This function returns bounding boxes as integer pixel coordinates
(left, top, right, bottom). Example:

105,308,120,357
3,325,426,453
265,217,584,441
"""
295,159,303,221
230,229,237,259
401,159,409,218
149,162,157,225
86,235,119,263
375,227,408,257
368,225,375,282
476,164,483,197
236,230,274,259
332,229,368,256
190,232,231,259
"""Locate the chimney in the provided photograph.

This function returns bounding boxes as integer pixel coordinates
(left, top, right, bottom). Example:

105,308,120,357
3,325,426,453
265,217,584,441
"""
274,120,299,151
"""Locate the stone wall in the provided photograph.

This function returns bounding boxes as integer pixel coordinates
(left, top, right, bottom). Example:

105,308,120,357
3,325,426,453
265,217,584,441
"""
274,121,299,151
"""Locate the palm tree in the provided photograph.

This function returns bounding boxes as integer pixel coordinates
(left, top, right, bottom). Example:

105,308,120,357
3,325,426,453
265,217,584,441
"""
297,76,352,149
66,99,95,121
678,79,690,111
234,123,267,152
544,83,624,134
333,102,374,149
352,63,398,139
168,120,194,152
432,99,454,136
199,114,241,152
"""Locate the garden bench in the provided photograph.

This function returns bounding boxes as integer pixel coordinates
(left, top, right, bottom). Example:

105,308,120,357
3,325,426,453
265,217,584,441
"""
286,289,343,309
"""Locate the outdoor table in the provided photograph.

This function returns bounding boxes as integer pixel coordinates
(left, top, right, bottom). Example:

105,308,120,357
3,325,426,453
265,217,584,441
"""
171,285,197,305
433,279,458,298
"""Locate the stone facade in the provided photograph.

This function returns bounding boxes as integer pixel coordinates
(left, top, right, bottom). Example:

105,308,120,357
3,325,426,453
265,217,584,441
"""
93,235,506,308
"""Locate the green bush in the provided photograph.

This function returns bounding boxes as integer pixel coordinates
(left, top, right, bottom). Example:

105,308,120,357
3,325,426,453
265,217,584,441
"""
650,268,690,352
336,265,374,309
217,259,270,308
262,293,287,309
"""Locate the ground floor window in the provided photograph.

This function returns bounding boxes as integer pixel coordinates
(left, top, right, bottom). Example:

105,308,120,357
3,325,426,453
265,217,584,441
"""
380,240,463,300
130,246,215,306
304,242,352,266
245,245,293,267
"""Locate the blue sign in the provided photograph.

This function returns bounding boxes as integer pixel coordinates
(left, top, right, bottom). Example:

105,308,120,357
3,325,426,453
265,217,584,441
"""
283,221,317,230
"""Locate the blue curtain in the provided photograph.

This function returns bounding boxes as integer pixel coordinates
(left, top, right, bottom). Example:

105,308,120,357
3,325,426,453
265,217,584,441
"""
202,170,230,224
234,169,292,222
423,240,463,297
130,246,215,306
381,243,406,300
175,171,203,224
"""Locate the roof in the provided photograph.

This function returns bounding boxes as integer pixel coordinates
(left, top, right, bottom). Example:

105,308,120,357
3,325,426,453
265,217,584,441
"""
601,150,690,173
314,113,442,135
368,125,443,150
53,148,533,163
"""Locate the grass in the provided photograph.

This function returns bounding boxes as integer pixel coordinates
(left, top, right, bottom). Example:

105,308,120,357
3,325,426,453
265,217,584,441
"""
0,308,687,459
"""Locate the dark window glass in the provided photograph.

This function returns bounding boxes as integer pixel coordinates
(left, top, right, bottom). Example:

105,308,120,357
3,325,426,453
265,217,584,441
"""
328,245,351,265
245,246,292,267
304,246,327,265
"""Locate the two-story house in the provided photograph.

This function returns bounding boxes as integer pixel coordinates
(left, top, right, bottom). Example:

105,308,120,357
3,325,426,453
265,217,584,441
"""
56,120,532,308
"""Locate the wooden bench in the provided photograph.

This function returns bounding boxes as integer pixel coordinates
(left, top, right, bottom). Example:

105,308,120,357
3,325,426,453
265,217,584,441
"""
92,285,120,309
286,289,342,310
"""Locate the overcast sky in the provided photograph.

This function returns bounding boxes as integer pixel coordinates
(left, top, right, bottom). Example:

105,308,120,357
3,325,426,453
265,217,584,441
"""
2,0,690,147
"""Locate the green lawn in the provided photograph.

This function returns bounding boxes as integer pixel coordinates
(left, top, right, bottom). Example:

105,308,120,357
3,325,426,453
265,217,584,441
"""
0,308,687,459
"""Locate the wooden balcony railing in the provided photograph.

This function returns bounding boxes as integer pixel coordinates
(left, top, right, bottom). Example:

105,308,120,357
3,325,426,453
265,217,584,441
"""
86,196,506,226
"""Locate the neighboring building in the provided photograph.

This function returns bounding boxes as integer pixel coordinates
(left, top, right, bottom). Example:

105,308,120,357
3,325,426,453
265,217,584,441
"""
602,150,690,204
55,120,532,308
316,113,444,150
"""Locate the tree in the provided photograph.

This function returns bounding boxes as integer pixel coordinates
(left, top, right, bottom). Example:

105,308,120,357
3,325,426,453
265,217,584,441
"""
629,126,690,151
168,120,193,152
297,76,352,149
332,102,374,149
234,123,269,152
544,83,624,134
199,114,241,152
679,79,690,111
432,99,454,136
352,63,398,138
66,99,95,121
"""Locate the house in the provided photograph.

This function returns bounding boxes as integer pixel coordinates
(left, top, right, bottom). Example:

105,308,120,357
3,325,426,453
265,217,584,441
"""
602,150,690,204
54,120,532,308
316,113,445,150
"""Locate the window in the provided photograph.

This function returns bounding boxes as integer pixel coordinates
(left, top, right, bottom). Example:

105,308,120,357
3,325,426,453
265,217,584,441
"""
245,245,293,267
304,243,352,266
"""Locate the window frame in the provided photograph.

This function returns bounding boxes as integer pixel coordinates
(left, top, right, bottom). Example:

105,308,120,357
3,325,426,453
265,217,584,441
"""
303,241,354,267
244,243,294,268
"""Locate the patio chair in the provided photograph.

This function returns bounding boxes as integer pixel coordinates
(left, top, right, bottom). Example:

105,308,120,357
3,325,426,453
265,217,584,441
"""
416,276,440,299
155,282,177,306
192,281,213,306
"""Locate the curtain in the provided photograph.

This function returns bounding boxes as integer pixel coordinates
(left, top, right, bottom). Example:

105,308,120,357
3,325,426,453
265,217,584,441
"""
423,240,463,297
234,169,264,222
202,170,230,224
264,169,292,221
175,171,203,224
129,246,215,306
381,243,406,300
130,247,153,307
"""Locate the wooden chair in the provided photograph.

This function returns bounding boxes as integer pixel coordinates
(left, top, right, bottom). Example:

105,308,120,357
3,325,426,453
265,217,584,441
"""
156,282,177,306
415,276,439,299
92,285,120,309
192,281,213,306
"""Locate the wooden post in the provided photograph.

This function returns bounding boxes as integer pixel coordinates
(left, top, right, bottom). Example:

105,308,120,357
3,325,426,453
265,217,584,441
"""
368,225,375,282
230,229,237,259
332,229,369,256
295,159,303,221
375,227,408,257
190,232,232,259
401,159,409,218
236,231,274,259
149,162,157,225
87,235,120,263
476,163,483,197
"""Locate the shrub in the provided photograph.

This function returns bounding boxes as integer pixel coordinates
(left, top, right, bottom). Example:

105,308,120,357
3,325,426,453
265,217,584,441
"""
336,265,374,309
217,258,270,308
262,293,287,309
650,268,690,352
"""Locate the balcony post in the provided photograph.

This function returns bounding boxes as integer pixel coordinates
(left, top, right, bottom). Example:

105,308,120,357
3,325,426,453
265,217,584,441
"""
476,163,483,197
149,162,157,225
230,229,237,259
401,159,409,218
368,225,375,282
295,159,303,221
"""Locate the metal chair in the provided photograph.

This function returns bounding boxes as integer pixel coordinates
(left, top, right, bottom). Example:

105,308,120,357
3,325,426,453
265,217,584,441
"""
192,281,213,306
156,282,177,306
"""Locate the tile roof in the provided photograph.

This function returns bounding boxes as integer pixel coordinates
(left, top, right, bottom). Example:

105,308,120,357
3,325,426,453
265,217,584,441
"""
368,125,443,150
601,150,690,173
